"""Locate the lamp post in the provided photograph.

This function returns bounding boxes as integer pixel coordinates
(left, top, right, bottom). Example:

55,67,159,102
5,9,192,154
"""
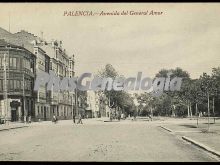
3,53,8,125
74,87,78,117
71,94,74,123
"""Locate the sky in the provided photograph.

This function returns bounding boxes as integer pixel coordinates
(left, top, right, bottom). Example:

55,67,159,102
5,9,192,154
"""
0,3,220,79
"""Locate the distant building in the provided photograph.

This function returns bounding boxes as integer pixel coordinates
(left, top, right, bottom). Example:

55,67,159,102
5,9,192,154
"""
98,92,110,118
86,91,100,118
86,91,111,118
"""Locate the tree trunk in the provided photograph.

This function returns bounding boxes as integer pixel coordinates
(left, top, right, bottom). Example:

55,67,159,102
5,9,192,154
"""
213,97,215,124
189,102,192,117
207,92,210,131
187,101,190,117
196,103,198,127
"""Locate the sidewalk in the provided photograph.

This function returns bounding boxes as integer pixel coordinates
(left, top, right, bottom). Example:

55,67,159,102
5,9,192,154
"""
160,118,220,157
0,122,28,131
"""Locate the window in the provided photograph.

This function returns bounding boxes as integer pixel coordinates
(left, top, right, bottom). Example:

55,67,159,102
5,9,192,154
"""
9,80,13,90
24,59,31,70
0,80,2,91
10,58,17,68
49,62,52,70
0,58,2,67
57,108,59,116
37,106,40,115
27,80,30,90
13,58,16,68
16,58,20,69
14,80,20,90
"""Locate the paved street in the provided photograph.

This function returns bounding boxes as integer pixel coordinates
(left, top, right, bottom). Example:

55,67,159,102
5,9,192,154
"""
0,119,218,162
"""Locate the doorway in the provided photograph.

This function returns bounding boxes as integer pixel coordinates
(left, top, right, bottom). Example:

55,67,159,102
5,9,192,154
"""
11,107,18,122
44,106,47,121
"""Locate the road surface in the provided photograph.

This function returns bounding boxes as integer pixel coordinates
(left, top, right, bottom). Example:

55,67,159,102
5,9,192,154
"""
0,119,217,161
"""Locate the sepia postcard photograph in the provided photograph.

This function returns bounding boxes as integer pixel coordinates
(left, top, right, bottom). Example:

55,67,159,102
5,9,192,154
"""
0,2,220,162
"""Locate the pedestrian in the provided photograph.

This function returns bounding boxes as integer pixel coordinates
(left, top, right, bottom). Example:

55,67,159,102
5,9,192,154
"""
73,114,76,123
24,115,27,124
148,114,153,121
28,116,31,124
52,114,57,124
121,113,124,120
118,112,121,121
110,112,113,121
77,113,83,124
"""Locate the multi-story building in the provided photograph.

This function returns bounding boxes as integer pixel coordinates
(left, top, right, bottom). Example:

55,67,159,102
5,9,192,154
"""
0,27,76,122
33,45,51,121
86,91,110,118
40,40,76,120
0,39,36,122
86,91,100,118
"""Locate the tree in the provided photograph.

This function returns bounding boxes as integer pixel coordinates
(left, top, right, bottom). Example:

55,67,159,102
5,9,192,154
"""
188,79,203,127
211,67,220,122
199,72,216,131
155,67,190,117
98,64,135,118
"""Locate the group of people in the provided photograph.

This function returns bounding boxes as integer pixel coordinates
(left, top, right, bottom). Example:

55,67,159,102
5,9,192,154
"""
110,112,126,121
73,113,83,124
24,115,32,124
51,113,83,124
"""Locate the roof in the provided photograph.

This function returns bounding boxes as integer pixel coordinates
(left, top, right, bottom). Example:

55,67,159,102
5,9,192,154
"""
40,44,55,58
0,27,35,53
0,27,72,59
0,39,36,57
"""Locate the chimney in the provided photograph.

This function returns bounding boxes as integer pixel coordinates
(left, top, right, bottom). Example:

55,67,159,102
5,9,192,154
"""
60,40,62,48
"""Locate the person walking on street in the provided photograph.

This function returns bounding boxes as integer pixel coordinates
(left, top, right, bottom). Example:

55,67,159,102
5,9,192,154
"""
52,114,57,124
73,114,76,123
24,115,27,124
77,113,83,124
28,116,31,124
148,114,153,121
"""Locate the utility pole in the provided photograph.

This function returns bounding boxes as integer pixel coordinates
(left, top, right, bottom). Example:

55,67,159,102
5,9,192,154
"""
207,92,210,131
71,94,73,119
23,72,26,123
213,97,215,124
75,88,78,117
3,53,8,125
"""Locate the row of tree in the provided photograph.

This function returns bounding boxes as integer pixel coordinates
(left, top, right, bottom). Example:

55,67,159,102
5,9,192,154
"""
96,64,220,120
136,67,220,118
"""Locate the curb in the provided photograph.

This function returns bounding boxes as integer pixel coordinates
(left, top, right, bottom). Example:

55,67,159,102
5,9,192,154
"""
182,136,220,158
104,120,120,122
159,125,173,133
0,125,29,132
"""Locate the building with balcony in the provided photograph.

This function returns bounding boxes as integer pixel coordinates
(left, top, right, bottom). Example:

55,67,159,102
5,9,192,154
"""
0,27,76,122
0,39,36,122
40,40,76,120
